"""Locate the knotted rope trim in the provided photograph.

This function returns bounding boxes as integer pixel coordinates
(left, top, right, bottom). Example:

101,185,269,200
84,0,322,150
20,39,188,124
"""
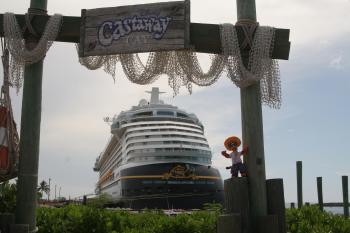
77,23,281,108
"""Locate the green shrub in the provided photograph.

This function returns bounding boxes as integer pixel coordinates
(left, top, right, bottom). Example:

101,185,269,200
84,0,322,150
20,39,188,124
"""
286,206,350,233
37,205,219,233
86,193,111,209
0,180,17,213
36,204,350,233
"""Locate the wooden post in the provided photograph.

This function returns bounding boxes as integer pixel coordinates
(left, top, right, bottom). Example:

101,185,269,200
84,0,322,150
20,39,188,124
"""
224,178,250,233
15,0,47,231
217,214,241,233
0,213,15,233
342,176,349,218
266,179,286,233
317,177,323,211
9,224,29,233
236,0,268,228
296,161,303,208
290,203,295,209
256,215,279,233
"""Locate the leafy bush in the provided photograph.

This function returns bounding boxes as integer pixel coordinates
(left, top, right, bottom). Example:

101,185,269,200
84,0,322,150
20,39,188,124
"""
34,204,350,233
286,206,350,233
202,202,223,213
0,179,51,213
0,180,17,213
36,205,219,233
86,193,111,209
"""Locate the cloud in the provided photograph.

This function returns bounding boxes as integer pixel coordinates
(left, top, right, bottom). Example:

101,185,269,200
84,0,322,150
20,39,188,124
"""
329,56,344,70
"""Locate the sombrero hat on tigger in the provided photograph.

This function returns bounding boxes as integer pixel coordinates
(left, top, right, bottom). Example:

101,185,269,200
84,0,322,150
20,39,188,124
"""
224,136,241,151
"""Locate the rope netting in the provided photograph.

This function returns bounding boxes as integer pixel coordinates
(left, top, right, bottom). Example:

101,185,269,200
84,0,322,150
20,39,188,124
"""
78,24,281,108
3,12,62,91
2,12,281,108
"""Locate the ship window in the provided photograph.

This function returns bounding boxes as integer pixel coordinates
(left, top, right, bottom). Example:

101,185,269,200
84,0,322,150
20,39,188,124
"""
133,111,153,117
157,111,174,116
177,112,188,118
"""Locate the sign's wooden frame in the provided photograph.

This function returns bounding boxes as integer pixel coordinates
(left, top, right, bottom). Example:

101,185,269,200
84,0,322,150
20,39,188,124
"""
79,0,191,57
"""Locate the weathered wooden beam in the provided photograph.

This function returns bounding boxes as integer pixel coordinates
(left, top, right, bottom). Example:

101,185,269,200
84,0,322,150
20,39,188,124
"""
9,224,29,233
223,177,250,233
14,1,46,231
290,202,295,208
342,176,349,218
0,14,80,43
0,213,15,233
266,179,286,233
0,14,290,59
256,215,279,233
296,161,303,209
317,177,324,211
190,23,290,59
217,214,241,233
237,1,268,232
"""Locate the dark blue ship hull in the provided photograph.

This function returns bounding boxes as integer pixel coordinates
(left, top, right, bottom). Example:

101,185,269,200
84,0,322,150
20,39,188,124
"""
115,163,224,209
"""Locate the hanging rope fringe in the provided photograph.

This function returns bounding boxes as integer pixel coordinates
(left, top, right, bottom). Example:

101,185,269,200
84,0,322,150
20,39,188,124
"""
221,23,281,108
3,12,63,91
1,13,280,107
78,23,281,108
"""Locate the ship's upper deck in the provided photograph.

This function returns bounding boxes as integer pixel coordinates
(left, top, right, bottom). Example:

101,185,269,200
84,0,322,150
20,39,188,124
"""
110,87,203,133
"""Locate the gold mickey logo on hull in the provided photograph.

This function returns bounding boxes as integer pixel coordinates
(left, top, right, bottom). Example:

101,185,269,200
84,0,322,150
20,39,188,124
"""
163,165,197,180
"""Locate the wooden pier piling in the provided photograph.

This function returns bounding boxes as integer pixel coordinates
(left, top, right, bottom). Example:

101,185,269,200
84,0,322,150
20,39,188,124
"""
223,178,250,233
342,176,349,218
266,179,286,233
296,161,303,208
317,177,323,211
290,202,295,209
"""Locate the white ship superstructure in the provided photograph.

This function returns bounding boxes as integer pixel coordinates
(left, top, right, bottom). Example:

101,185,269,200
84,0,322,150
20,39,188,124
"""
94,87,223,209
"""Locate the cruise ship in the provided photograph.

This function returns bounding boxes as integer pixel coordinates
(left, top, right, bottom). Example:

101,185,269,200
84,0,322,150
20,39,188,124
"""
94,87,224,209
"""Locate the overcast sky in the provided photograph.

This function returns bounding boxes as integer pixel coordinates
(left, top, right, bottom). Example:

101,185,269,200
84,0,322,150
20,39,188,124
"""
1,0,350,203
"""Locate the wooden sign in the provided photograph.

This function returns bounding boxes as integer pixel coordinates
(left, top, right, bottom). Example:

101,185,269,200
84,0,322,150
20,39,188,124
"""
79,0,190,57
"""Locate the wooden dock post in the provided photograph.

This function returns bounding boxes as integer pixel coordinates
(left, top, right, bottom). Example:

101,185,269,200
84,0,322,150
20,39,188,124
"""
266,179,286,233
236,0,268,231
317,177,323,211
290,203,295,209
296,161,303,208
342,176,349,218
223,178,250,233
0,213,15,233
9,224,29,233
15,0,47,231
217,214,241,233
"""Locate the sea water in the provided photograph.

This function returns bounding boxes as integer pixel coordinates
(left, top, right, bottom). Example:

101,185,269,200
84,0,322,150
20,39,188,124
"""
287,203,347,215
324,206,345,215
